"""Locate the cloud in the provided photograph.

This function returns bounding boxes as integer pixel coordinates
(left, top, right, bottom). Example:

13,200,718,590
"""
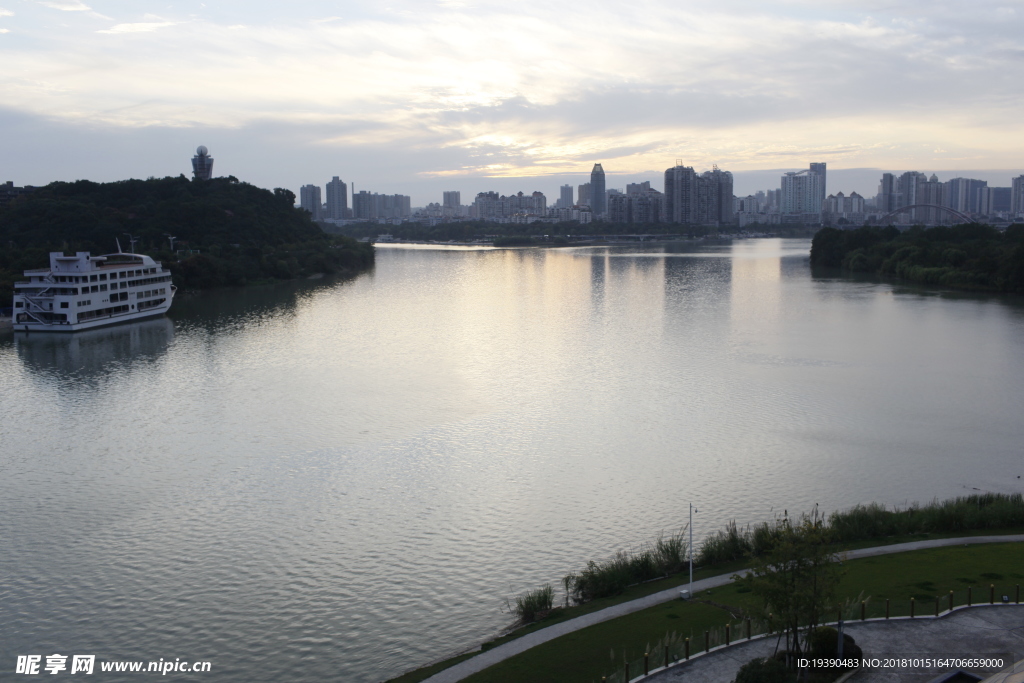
97,21,176,34
36,0,90,10
1,0,1023,194
0,8,13,17
0,28,8,33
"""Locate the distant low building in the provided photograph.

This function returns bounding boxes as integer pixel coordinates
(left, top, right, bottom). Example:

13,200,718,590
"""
472,190,547,222
0,181,37,205
822,191,866,225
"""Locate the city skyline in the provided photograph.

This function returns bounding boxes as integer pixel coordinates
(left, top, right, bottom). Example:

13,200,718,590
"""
1,1,1023,203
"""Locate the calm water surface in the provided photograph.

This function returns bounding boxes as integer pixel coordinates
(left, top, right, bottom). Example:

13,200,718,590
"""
2,239,1024,681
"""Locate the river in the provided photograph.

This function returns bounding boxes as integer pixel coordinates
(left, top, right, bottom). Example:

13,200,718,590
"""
2,239,1023,681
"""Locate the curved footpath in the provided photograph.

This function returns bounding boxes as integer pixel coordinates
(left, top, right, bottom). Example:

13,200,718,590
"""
646,605,1024,683
421,535,1024,683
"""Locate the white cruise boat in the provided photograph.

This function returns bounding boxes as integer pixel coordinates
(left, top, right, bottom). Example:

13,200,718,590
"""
12,251,176,332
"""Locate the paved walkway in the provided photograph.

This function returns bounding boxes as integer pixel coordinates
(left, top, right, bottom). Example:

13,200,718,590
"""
420,535,1024,683
646,605,1024,683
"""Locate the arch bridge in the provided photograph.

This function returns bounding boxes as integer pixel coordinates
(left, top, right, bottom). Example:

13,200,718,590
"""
880,204,972,224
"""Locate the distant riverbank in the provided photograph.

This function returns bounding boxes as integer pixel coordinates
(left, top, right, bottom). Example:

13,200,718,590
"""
0,176,374,302
810,224,1024,292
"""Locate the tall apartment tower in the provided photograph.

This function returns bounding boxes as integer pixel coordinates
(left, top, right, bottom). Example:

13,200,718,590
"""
809,162,826,207
325,177,348,220
559,184,573,209
918,174,944,224
590,164,606,217
664,164,698,224
780,170,822,217
300,184,323,220
191,146,214,181
878,173,897,213
1012,176,1024,215
945,177,988,215
578,182,591,207
443,191,461,213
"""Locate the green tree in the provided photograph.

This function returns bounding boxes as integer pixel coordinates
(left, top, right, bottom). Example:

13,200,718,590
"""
742,512,844,669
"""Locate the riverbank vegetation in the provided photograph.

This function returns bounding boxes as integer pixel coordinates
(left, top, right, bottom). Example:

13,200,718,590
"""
392,541,1024,683
326,219,815,244
810,224,1024,292
0,176,373,301
388,494,1024,683
558,494,1023,608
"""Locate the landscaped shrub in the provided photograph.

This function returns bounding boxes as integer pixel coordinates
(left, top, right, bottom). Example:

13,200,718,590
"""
808,626,861,660
734,656,794,683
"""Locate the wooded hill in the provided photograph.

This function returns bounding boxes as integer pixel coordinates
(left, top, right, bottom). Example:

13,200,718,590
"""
0,175,374,303
810,224,1024,292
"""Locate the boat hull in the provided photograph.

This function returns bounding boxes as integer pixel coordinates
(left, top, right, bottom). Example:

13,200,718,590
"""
13,299,174,333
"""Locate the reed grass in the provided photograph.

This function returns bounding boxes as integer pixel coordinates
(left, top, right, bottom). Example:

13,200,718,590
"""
698,494,1024,566
521,494,1024,613
507,585,555,623
561,530,688,604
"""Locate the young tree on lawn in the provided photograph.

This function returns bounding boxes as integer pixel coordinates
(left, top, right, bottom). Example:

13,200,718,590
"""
743,510,844,669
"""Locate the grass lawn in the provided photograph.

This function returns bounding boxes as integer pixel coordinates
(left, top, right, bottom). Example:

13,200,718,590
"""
460,540,1019,679
395,540,1024,683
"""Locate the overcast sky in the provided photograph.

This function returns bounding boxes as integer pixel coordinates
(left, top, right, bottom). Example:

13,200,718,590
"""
2,0,1023,204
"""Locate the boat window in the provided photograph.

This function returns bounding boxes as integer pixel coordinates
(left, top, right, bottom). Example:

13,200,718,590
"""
60,302,68,308
100,284,107,291
99,274,107,281
15,301,22,308
90,275,98,282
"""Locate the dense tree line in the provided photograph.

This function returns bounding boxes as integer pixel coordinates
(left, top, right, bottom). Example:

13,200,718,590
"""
0,175,374,302
326,219,815,243
810,223,1024,292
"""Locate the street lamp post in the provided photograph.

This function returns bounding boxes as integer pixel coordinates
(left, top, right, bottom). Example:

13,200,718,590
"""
689,503,697,599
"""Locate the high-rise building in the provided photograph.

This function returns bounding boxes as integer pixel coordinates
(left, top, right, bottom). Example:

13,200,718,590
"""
878,173,898,213
626,181,651,195
558,184,573,209
590,164,606,217
701,168,734,225
822,191,866,224
917,174,944,224
300,184,323,220
443,191,461,215
664,164,698,224
1011,176,1024,216
609,189,664,224
663,164,734,225
780,169,823,219
979,187,1012,216
809,162,826,208
325,177,348,220
577,183,591,207
191,146,214,181
471,191,546,221
944,177,988,215
352,191,411,220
